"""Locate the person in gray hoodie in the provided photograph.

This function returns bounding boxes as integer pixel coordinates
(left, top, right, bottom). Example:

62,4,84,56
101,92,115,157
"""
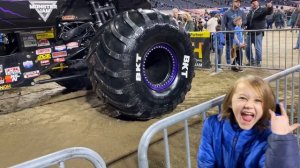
222,0,246,65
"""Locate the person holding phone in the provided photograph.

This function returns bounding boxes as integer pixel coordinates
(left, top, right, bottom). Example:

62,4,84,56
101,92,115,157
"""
197,75,300,167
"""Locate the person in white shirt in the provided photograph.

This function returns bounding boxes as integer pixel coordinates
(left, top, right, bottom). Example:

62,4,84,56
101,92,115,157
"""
206,15,219,33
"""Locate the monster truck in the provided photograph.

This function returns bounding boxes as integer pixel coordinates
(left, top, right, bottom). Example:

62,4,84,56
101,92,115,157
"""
0,0,195,119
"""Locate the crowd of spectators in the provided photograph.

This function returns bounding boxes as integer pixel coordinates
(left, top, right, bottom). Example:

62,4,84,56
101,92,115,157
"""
172,8,222,33
149,0,299,10
154,0,299,72
150,0,213,10
171,0,290,71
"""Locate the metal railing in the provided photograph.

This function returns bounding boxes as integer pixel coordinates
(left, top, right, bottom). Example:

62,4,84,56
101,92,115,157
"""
138,65,300,168
212,28,300,72
11,147,106,168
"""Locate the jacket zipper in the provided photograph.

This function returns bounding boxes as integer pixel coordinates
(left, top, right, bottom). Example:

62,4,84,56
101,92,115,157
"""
229,131,240,167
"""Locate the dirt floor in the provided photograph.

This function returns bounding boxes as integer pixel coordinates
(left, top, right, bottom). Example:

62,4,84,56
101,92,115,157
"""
0,68,278,168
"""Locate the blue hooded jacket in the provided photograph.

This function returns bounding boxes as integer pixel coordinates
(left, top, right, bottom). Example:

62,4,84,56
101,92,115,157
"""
213,32,225,50
197,114,300,168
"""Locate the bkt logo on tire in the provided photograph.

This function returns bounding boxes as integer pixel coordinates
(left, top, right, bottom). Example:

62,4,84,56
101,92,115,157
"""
181,55,190,78
136,53,142,81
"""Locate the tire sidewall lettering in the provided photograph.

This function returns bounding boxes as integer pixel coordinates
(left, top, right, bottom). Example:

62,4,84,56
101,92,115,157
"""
181,55,190,78
136,53,142,81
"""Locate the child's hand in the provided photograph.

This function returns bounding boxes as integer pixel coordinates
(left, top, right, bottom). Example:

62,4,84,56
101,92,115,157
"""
269,103,300,135
240,43,246,48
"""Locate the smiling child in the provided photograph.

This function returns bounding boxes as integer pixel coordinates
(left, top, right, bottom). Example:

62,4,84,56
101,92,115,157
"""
197,75,300,168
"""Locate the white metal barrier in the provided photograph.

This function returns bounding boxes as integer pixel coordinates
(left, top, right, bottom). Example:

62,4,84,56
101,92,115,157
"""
11,147,106,168
138,65,300,168
212,28,300,72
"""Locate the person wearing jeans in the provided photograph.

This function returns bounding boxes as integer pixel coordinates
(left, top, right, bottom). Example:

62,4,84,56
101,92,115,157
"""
225,33,234,64
245,0,273,66
246,32,263,66
213,25,225,70
222,0,246,64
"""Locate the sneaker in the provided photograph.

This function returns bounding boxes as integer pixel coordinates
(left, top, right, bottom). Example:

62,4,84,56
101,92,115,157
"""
217,68,223,72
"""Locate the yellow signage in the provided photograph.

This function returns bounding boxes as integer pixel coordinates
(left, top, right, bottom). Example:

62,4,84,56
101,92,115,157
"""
36,30,55,40
0,84,11,91
193,42,204,59
189,31,210,38
37,53,51,61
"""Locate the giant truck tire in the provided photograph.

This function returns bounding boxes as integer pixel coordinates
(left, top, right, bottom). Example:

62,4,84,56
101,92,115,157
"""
87,9,195,119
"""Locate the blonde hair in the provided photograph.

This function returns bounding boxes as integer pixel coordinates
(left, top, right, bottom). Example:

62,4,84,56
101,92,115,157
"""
221,75,276,129
233,16,242,25
183,12,193,21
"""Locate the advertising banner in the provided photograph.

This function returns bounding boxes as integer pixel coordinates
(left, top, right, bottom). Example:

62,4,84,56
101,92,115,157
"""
189,31,211,68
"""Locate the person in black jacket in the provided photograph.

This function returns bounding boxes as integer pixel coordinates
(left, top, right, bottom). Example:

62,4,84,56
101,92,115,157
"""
245,0,273,67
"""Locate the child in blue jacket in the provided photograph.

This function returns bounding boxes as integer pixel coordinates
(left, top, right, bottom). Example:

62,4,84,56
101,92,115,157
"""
213,25,225,70
231,16,245,72
197,75,300,168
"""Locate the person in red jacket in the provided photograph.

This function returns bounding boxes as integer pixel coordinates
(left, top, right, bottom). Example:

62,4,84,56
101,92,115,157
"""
197,75,300,167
